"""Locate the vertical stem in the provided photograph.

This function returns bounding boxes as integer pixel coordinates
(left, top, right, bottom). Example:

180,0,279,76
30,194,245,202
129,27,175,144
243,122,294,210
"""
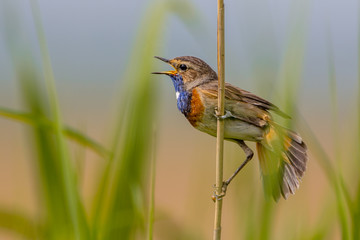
30,1,85,239
213,0,225,240
147,128,157,240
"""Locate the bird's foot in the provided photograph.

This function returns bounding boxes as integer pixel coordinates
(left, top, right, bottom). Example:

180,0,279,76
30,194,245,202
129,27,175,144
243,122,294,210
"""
211,181,229,202
214,108,233,120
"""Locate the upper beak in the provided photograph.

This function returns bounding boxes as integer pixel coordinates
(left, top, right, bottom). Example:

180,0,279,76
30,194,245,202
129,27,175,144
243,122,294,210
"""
152,56,178,75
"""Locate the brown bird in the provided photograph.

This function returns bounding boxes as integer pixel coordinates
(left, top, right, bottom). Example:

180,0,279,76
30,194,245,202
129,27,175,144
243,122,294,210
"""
153,56,308,200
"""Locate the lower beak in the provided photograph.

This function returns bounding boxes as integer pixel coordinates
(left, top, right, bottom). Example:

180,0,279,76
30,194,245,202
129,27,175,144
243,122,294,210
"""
151,70,177,75
152,56,178,75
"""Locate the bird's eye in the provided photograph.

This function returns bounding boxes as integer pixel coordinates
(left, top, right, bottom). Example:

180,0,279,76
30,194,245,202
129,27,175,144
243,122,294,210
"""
179,64,188,71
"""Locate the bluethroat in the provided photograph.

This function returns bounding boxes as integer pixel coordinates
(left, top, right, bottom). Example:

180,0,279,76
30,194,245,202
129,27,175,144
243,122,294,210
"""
153,56,308,200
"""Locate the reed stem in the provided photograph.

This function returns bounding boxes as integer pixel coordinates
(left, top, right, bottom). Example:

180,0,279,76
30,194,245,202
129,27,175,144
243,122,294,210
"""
213,0,225,239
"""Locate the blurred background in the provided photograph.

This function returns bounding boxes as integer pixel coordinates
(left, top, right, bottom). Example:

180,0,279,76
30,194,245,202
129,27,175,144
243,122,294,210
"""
0,0,359,239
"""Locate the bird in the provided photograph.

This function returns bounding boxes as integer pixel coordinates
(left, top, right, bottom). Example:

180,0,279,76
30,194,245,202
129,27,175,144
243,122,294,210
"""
152,56,308,201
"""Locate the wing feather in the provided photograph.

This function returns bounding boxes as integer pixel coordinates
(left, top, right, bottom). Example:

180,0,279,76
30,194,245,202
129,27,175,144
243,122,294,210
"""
198,85,269,128
198,81,290,119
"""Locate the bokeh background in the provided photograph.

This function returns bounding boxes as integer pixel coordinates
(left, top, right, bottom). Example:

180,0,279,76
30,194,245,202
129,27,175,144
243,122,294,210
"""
0,0,359,239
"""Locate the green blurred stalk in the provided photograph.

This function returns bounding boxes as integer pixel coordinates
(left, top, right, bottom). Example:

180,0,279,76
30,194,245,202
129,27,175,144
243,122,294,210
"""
256,1,308,239
326,24,351,240
147,129,157,240
3,2,81,238
276,0,309,122
16,60,74,239
0,107,109,157
30,1,89,238
90,1,203,238
0,209,41,240
300,118,351,240
93,1,166,239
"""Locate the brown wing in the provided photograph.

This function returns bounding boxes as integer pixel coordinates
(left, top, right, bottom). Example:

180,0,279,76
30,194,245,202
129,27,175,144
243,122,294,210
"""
200,81,290,119
197,83,267,128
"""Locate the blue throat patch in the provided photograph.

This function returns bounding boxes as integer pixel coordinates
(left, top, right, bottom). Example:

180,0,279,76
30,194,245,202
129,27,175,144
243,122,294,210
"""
169,74,192,115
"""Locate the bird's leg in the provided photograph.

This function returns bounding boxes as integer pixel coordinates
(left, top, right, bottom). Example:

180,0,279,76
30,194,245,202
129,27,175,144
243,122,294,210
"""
223,140,254,193
213,140,254,201
214,107,233,120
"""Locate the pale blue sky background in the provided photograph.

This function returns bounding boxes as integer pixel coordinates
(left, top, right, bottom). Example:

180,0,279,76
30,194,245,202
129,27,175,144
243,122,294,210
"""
0,0,359,120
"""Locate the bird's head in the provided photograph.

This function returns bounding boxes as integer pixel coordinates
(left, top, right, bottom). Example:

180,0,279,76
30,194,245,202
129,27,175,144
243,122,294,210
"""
152,56,217,89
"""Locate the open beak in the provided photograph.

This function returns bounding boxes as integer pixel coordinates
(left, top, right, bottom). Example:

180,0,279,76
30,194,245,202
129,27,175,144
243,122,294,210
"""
152,56,178,75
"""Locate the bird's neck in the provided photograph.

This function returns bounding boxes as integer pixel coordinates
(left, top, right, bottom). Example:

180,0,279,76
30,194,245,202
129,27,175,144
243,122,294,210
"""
169,74,192,115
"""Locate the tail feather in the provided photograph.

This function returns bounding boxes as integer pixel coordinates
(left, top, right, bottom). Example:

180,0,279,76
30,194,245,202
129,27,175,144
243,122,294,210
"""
285,134,307,177
257,127,308,201
282,163,299,195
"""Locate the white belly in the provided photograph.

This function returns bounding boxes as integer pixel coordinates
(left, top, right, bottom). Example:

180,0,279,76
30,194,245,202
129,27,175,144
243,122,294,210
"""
194,118,264,141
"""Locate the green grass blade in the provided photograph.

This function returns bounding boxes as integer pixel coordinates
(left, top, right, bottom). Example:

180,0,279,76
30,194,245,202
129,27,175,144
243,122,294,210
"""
93,1,167,238
89,93,129,239
30,1,89,238
15,62,74,239
0,208,41,239
91,1,203,238
353,183,360,240
325,24,353,239
2,5,73,231
276,0,310,122
147,129,157,240
300,118,351,240
258,200,274,240
0,107,109,157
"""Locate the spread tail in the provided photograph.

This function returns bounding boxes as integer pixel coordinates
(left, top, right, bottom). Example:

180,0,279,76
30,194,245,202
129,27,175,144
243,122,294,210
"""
256,125,308,201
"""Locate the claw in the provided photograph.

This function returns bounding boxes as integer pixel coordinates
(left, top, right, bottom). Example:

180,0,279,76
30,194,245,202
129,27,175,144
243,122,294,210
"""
214,108,233,120
211,181,229,202
222,181,229,194
212,191,225,202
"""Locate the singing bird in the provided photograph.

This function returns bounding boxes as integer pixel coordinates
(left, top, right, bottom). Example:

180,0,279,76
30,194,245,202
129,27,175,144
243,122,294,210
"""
153,56,307,200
